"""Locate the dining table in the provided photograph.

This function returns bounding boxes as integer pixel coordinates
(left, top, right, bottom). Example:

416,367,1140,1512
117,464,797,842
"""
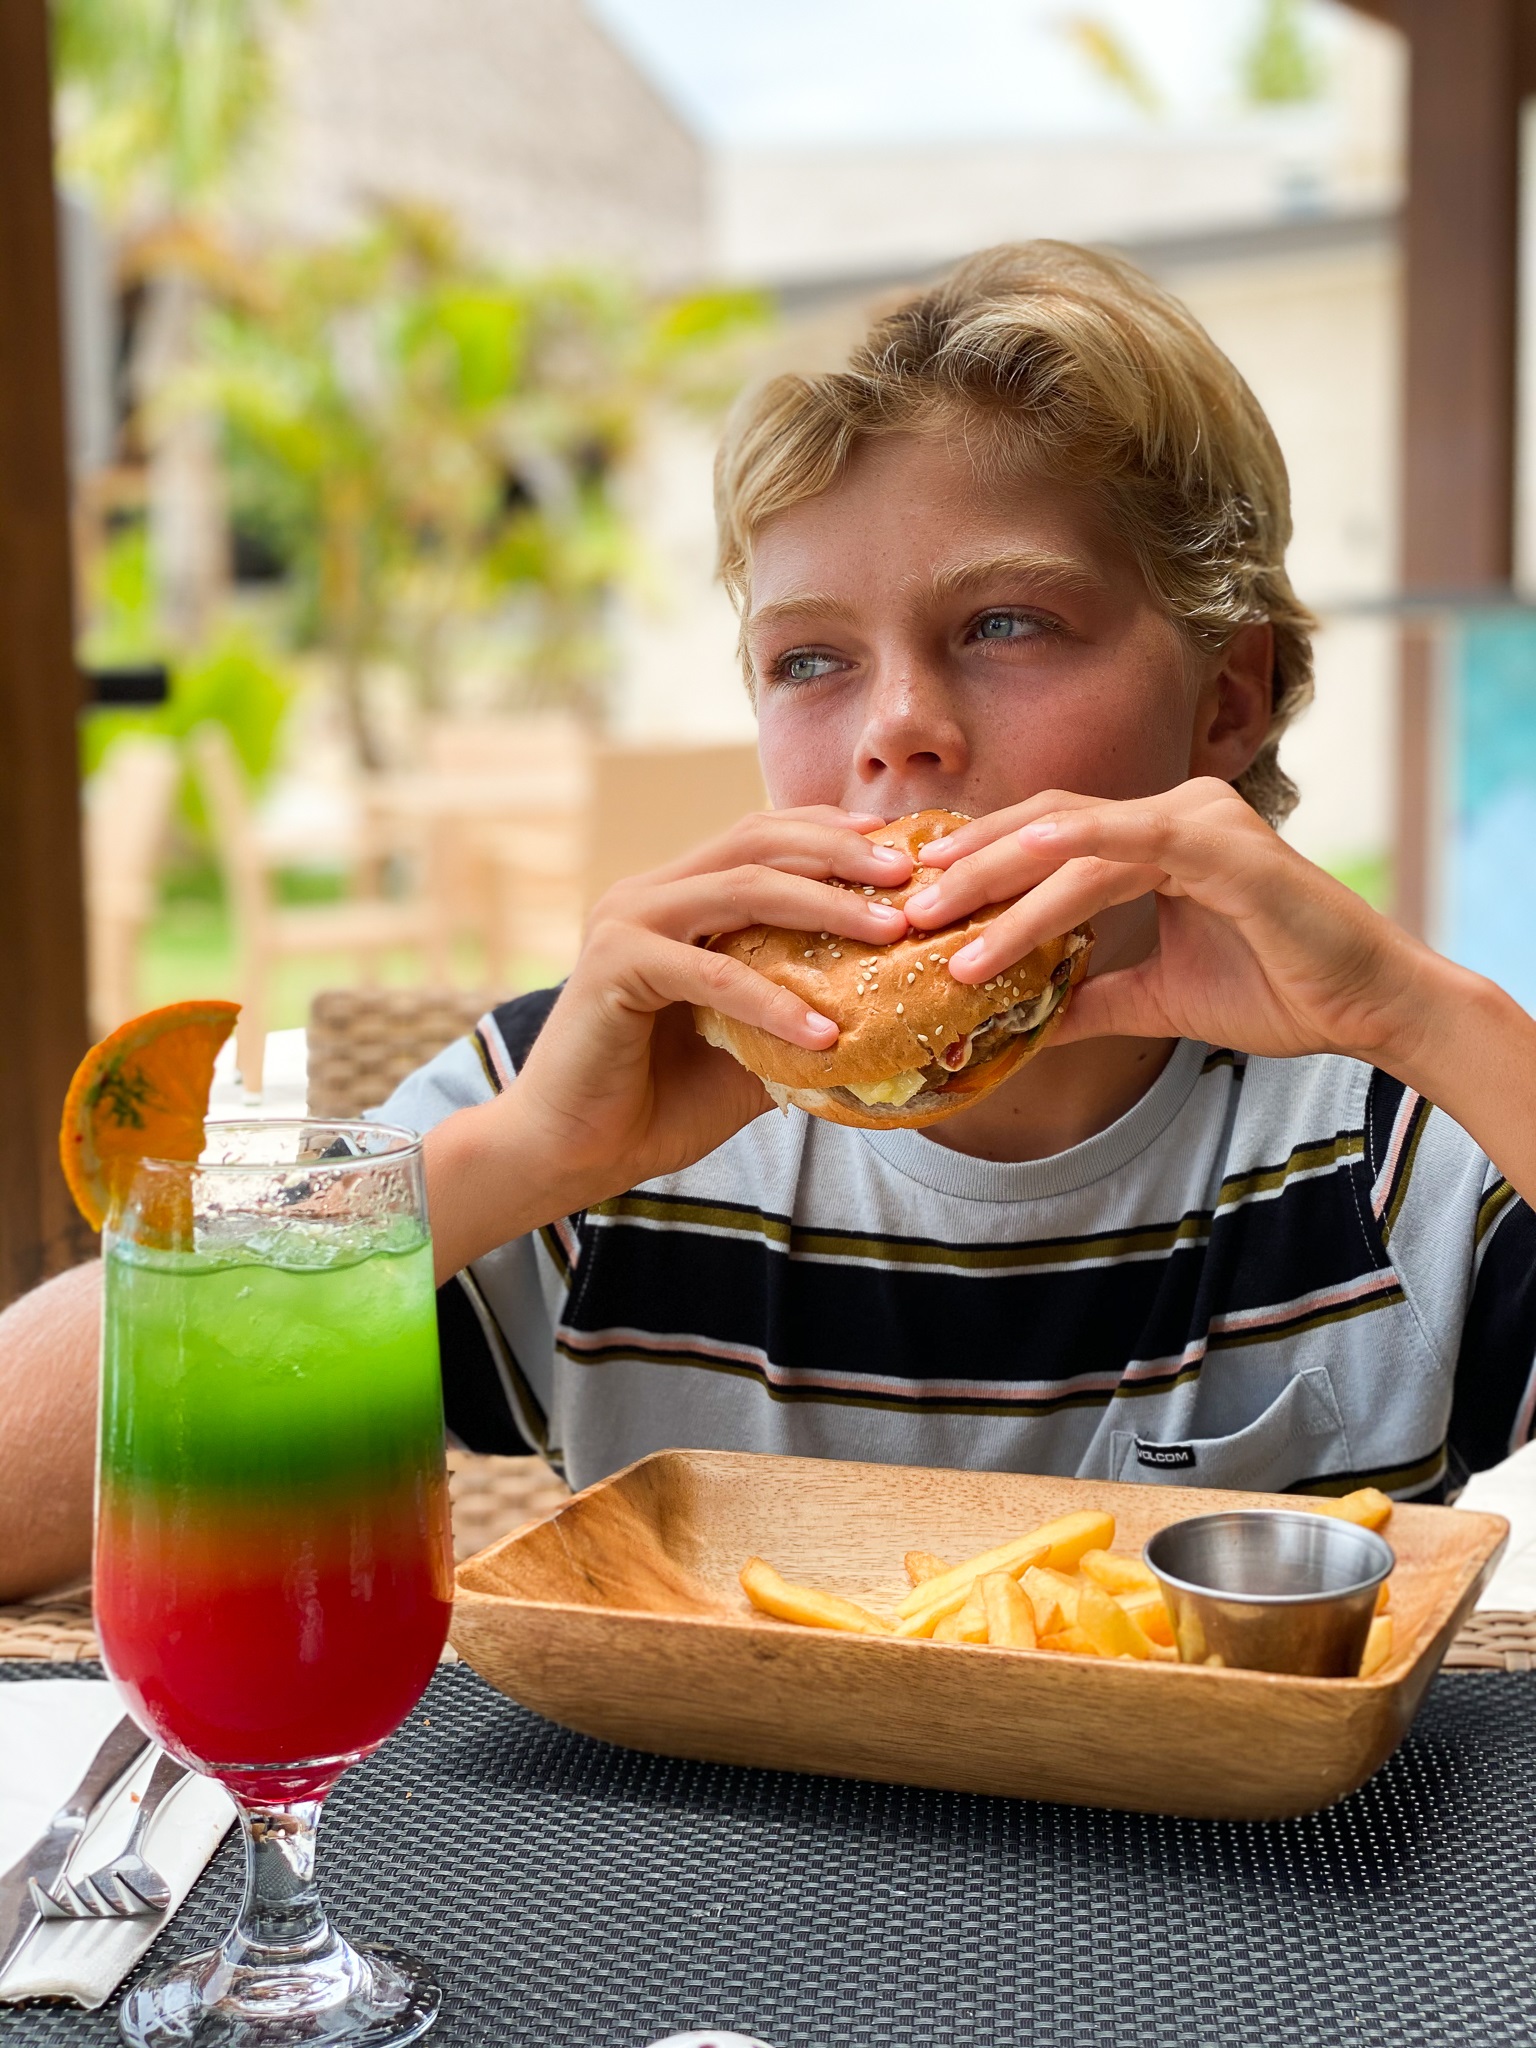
4,1644,1536,2048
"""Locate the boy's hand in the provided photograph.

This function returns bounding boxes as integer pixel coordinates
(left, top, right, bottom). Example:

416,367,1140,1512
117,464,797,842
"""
902,778,1441,1071
427,808,913,1277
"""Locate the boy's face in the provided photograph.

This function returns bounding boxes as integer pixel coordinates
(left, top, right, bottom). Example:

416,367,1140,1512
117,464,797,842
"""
745,429,1263,822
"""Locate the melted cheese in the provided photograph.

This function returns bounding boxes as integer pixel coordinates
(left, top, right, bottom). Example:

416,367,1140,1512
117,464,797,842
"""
844,1068,931,1108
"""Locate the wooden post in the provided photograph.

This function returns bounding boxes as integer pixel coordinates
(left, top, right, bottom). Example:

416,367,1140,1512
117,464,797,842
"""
1391,0,1522,933
0,0,94,1302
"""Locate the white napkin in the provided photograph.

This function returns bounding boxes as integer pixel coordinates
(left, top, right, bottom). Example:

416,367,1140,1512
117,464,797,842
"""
0,1681,236,2009
1456,1438,1536,1609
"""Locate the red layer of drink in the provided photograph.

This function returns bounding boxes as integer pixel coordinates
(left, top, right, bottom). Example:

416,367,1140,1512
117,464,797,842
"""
97,1481,452,1802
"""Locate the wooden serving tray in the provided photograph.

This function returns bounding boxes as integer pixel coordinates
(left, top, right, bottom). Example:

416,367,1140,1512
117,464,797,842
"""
450,1450,1508,1820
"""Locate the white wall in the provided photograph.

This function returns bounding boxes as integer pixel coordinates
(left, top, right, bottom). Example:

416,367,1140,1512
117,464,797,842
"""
609,414,756,745
1159,237,1401,868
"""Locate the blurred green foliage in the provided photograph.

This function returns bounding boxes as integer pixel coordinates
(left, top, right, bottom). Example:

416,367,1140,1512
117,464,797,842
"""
1242,0,1323,107
190,204,768,748
51,0,290,214
80,526,292,792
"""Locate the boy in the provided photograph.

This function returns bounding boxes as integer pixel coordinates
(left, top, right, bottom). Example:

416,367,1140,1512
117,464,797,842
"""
408,241,1536,1501
4,240,1536,1597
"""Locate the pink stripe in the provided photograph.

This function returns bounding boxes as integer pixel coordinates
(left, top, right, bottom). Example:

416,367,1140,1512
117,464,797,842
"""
477,1012,516,1091
558,1324,1179,1405
1372,1089,1422,1219
1210,1268,1398,1336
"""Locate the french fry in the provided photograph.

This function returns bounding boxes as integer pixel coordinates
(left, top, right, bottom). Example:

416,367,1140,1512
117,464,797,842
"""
1117,1585,1176,1647
980,1572,1037,1649
1043,1624,1102,1657
739,1557,891,1635
1021,1564,1081,1637
1359,1614,1393,1678
1306,1487,1394,1531
952,1582,990,1643
894,1510,1113,1620
1080,1549,1159,1598
1075,1580,1152,1660
894,1544,1051,1637
1375,1580,1391,1614
904,1549,951,1587
933,1609,966,1641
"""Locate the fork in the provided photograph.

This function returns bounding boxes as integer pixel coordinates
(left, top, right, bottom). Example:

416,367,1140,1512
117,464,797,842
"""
30,1752,187,1919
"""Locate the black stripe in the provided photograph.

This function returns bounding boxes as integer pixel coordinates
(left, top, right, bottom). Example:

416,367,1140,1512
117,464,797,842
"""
1381,1095,1431,1242
469,1027,499,1097
487,986,562,1076
1364,1068,1410,1187
1451,1191,1536,1471
436,1276,534,1456
457,1265,557,1468
1288,1443,1448,1502
561,1164,1391,1404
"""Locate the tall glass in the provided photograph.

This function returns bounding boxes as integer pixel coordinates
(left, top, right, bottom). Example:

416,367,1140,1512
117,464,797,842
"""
95,1122,452,2048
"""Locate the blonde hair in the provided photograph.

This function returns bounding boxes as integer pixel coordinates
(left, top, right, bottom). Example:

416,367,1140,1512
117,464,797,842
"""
715,240,1315,825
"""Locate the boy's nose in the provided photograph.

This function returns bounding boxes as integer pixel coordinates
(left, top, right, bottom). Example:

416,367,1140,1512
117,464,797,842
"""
854,670,969,785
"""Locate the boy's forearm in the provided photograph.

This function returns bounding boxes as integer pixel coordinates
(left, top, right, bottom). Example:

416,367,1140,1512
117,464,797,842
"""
0,1262,99,1601
425,1089,597,1286
1376,948,1536,1210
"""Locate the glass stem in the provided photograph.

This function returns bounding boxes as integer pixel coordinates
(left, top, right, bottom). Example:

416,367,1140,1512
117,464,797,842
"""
226,1797,338,1970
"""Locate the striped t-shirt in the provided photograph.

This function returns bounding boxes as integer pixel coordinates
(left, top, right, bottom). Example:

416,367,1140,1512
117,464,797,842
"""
380,988,1536,1502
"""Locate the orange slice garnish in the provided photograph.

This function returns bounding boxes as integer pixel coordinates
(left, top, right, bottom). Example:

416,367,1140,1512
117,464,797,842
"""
59,1000,240,1231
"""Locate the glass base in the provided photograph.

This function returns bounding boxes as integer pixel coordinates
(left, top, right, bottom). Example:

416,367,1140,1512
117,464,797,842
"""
117,1937,441,2048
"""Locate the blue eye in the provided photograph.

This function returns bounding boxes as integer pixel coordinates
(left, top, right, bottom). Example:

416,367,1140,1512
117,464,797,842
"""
972,611,1041,643
779,650,840,683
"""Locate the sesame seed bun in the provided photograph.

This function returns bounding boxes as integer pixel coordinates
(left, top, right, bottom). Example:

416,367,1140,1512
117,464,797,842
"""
693,809,1093,1129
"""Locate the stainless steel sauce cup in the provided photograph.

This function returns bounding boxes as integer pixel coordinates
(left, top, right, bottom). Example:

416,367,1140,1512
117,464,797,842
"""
1143,1509,1394,1676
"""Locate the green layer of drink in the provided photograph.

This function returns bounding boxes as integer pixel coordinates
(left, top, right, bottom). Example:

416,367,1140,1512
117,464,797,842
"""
101,1226,443,1501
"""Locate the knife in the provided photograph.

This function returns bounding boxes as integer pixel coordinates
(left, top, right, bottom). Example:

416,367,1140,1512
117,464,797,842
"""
0,1716,151,1977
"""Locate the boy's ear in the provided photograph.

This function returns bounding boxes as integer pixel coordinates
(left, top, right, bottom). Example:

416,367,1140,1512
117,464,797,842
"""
1188,622,1274,783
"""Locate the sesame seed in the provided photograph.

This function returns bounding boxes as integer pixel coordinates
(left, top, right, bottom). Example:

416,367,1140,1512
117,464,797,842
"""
915,959,925,971
929,953,941,963
917,1033,928,1044
907,972,916,985
896,1003,904,1015
862,885,875,894
830,949,842,958
803,950,814,958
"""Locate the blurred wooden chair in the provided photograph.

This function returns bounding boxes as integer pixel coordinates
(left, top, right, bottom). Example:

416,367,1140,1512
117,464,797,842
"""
305,985,503,1119
483,740,766,984
83,734,180,1035
191,724,450,1097
363,712,592,965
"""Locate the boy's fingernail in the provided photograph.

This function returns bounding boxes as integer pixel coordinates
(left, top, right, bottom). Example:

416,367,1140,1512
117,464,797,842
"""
868,903,905,927
1019,820,1060,843
870,845,909,868
805,1010,837,1037
949,940,985,974
904,885,939,916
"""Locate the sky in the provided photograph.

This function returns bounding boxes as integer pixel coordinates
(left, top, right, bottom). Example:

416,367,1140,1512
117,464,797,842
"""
585,0,1349,150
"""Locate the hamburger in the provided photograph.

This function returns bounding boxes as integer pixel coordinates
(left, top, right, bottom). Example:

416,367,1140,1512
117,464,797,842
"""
694,809,1093,1130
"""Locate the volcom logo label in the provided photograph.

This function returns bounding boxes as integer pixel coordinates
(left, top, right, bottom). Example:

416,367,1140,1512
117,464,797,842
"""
1136,1439,1196,1469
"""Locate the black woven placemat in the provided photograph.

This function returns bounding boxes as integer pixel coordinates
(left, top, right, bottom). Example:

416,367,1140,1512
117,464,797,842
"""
3,1660,1534,2048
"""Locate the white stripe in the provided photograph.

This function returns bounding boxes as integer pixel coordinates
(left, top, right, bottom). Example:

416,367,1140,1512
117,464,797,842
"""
1372,1088,1422,1220
1510,1353,1536,1454
1208,1268,1399,1335
477,1011,516,1092
556,1322,1174,1405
